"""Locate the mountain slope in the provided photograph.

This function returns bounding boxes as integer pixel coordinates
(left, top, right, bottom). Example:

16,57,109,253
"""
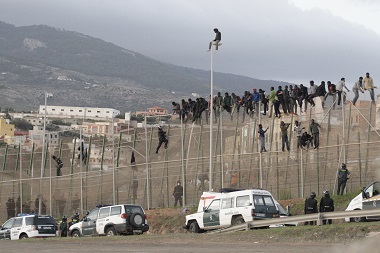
0,21,290,112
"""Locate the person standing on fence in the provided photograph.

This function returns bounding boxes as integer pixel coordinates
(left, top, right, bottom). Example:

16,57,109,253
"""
309,119,321,149
173,180,183,207
280,121,290,152
352,77,364,106
319,190,334,225
294,120,304,150
337,163,351,195
52,155,63,176
258,124,269,152
363,72,377,103
304,192,318,225
156,126,168,154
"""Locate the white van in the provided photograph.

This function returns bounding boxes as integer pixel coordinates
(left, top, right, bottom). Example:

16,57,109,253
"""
184,188,281,233
345,181,380,222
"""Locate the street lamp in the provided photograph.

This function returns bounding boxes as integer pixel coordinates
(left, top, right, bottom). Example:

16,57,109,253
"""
39,92,53,215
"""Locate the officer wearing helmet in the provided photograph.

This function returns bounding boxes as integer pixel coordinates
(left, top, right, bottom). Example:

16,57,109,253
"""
173,180,183,207
60,215,68,237
320,190,334,225
304,191,318,225
337,163,351,195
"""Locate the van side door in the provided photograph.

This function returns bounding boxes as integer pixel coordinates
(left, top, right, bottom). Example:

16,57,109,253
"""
10,218,23,240
219,198,235,226
82,209,99,236
96,207,110,235
203,199,221,228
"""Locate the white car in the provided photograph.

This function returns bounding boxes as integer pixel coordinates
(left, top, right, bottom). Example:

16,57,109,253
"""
0,214,57,240
184,188,281,233
345,181,380,222
69,204,149,237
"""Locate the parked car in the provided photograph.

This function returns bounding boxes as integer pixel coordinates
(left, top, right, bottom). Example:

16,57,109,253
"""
345,181,380,222
69,204,149,237
0,214,57,240
184,188,281,233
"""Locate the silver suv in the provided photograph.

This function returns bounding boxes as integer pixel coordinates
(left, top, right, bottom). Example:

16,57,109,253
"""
69,204,149,236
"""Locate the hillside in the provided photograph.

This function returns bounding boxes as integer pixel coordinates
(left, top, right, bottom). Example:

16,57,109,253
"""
0,21,291,112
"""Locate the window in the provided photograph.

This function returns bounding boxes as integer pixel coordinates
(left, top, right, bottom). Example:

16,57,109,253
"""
97,111,100,113
70,110,73,112
25,217,34,226
207,199,220,211
86,209,99,221
79,110,82,112
263,196,275,206
106,111,109,113
2,218,15,229
52,109,55,111
61,109,64,111
13,218,22,228
110,206,121,216
253,195,264,206
88,110,91,113
221,198,233,209
98,207,110,219
237,195,250,207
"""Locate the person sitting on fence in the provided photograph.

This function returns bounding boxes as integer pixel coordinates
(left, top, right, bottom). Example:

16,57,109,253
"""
300,131,313,149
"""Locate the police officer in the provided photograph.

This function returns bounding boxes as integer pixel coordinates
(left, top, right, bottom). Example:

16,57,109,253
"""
155,126,168,154
173,180,183,207
337,163,351,195
60,215,68,237
320,190,334,225
304,192,318,225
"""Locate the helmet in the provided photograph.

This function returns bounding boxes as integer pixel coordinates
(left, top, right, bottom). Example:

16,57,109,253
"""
323,190,330,197
62,215,67,221
310,192,316,198
341,163,346,168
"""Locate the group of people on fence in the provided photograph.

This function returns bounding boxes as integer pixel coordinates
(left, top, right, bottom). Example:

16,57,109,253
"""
171,73,376,124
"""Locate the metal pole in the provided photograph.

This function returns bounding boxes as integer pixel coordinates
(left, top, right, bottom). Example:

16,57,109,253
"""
342,97,346,163
19,144,23,214
49,136,52,216
112,117,116,205
209,45,214,191
300,148,304,198
39,92,47,215
145,115,150,209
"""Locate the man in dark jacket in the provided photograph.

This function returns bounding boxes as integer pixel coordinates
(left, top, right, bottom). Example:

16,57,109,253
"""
320,190,334,224
208,28,222,51
173,180,183,207
52,155,63,176
304,192,318,225
316,81,327,109
259,89,268,115
155,126,168,154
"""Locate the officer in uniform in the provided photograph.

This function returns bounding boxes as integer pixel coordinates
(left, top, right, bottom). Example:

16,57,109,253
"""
337,163,350,195
319,190,334,225
60,215,68,237
173,180,183,207
304,192,318,225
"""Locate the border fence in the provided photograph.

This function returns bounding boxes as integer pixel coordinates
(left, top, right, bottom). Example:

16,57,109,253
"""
0,102,379,221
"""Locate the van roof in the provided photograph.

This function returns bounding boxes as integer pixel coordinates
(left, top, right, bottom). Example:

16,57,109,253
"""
201,188,272,199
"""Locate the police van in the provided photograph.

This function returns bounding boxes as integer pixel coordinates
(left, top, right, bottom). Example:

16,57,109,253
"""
184,188,281,233
0,214,57,240
345,181,380,222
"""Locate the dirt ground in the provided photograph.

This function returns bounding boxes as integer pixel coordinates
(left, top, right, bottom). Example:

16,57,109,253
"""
2,223,380,253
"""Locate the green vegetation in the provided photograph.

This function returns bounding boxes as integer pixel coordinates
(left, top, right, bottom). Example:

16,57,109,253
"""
51,119,71,126
11,118,33,131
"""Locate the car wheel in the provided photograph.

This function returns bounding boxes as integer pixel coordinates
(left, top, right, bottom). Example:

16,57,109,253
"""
129,213,144,228
71,230,81,237
106,227,116,236
19,234,28,239
232,217,245,226
189,221,200,233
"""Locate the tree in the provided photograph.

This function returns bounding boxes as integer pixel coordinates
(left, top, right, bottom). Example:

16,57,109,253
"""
11,119,33,131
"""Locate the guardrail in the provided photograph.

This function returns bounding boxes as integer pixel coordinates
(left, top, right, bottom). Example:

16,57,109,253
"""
209,209,380,234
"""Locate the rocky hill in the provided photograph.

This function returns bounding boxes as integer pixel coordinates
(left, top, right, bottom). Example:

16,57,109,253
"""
0,21,291,112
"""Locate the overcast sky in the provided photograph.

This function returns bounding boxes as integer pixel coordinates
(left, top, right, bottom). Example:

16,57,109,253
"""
1,0,380,88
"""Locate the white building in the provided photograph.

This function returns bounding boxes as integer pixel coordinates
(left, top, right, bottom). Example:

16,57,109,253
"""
38,105,120,119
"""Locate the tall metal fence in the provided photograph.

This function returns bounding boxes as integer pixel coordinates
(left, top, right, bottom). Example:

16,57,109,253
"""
0,103,379,221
